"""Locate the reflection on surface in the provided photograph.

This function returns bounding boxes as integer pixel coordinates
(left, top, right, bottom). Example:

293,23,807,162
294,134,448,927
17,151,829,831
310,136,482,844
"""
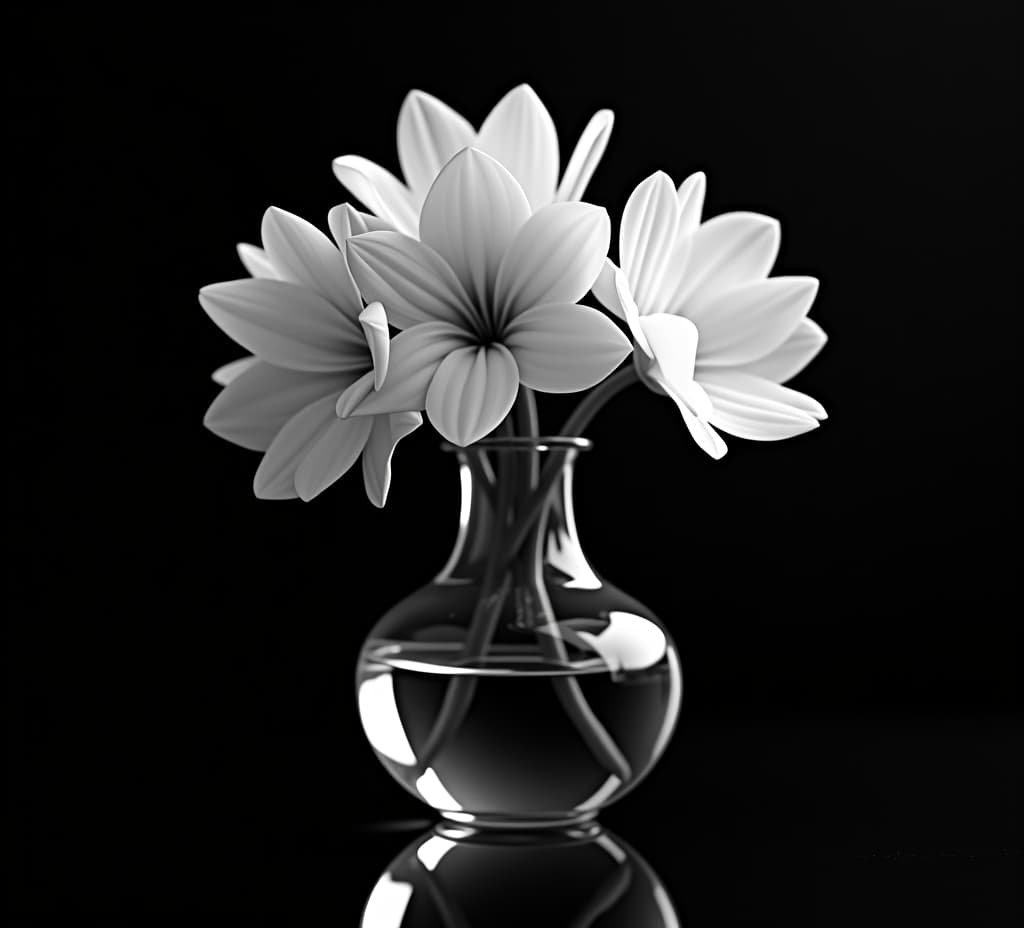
361,824,681,926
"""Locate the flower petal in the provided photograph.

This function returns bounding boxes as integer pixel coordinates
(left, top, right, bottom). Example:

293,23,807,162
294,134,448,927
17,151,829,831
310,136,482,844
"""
254,393,368,500
327,202,394,251
494,202,610,323
331,155,419,236
419,147,530,310
236,243,278,279
337,321,471,417
211,356,259,386
359,301,390,389
615,270,652,357
689,276,819,367
261,207,362,321
205,362,351,452
673,211,781,307
591,257,625,318
735,318,828,383
638,313,711,419
293,411,375,502
362,412,423,507
555,109,614,203
345,231,477,331
503,302,631,393
699,369,823,441
620,171,680,310
675,171,706,238
648,228,695,316
649,367,728,460
425,343,520,446
475,84,559,211
199,278,368,373
397,90,476,201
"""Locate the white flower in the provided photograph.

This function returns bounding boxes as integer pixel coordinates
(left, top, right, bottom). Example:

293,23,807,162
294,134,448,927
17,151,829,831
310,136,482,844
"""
593,171,827,459
333,84,614,236
336,147,631,447
200,204,421,504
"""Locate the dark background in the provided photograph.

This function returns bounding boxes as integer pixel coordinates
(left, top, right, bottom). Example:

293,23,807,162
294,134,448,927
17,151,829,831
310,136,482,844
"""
8,2,1020,923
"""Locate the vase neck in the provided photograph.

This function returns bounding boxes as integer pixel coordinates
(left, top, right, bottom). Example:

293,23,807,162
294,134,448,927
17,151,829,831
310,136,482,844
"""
436,440,601,590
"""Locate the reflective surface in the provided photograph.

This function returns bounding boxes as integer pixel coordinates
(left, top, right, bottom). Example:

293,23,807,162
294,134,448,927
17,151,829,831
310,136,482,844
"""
357,440,682,827
361,825,680,927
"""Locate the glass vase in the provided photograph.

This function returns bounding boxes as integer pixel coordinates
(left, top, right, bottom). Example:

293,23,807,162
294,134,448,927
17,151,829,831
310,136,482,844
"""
356,437,682,830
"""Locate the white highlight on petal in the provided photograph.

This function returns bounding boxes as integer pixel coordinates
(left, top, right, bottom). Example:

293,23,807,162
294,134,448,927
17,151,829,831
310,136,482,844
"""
415,768,462,810
638,313,709,418
236,243,278,279
675,171,706,238
357,673,417,766
397,89,476,200
591,257,625,318
619,171,679,309
359,301,390,389
615,270,652,357
210,356,259,386
415,836,457,872
555,108,614,203
361,873,414,928
332,155,419,236
737,317,828,384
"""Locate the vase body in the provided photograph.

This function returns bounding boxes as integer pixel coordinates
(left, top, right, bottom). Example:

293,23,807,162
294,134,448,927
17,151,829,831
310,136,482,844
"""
356,437,682,829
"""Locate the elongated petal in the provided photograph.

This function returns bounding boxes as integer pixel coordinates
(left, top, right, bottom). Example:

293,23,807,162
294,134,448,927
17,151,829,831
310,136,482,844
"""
700,369,823,440
327,202,393,250
638,313,712,418
673,211,781,308
205,362,351,451
346,231,477,331
199,278,368,373
236,243,278,279
261,207,362,321
332,155,419,236
649,366,728,460
648,228,695,316
254,393,368,499
591,257,625,318
503,302,631,393
494,202,610,322
615,269,651,357
397,90,476,200
359,301,390,389
555,109,614,203
620,171,680,309
419,147,530,309
211,356,259,386
425,344,519,446
736,318,828,383
675,171,706,237
337,321,471,417
475,84,559,211
362,412,422,507
293,412,374,502
690,276,819,367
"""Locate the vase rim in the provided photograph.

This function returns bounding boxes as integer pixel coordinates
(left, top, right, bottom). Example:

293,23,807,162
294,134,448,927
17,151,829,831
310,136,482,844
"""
441,435,593,453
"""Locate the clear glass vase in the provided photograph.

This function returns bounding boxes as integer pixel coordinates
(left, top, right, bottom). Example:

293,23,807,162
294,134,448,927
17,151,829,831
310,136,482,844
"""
356,437,682,830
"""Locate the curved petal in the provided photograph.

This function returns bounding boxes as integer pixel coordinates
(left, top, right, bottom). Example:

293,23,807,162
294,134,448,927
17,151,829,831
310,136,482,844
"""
419,147,530,310
700,369,823,441
397,90,476,200
345,231,477,331
615,269,651,357
475,84,559,211
675,171,706,238
205,362,351,451
327,202,394,251
648,228,695,316
337,321,471,417
493,202,611,323
648,366,728,460
619,171,680,309
362,411,423,507
254,393,368,500
735,318,828,383
673,211,781,308
591,257,625,318
689,276,819,367
638,313,711,419
425,343,520,446
293,412,375,502
199,278,368,373
503,302,631,393
211,355,259,386
236,243,278,279
555,109,614,203
261,207,362,322
359,301,390,389
331,155,419,236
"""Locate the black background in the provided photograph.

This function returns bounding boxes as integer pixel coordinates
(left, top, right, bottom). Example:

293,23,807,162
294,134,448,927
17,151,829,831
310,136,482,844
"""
9,2,1020,923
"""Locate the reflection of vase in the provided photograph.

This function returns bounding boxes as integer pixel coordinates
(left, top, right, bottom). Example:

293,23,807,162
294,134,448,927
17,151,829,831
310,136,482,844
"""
356,437,682,830
362,826,682,927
